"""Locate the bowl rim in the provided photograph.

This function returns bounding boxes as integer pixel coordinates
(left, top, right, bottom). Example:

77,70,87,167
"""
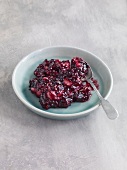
12,46,113,118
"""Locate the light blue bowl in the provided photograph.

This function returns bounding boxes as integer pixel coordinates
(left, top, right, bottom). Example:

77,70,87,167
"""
12,46,113,120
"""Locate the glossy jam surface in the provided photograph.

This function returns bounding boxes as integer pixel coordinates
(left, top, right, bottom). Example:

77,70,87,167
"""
29,57,99,109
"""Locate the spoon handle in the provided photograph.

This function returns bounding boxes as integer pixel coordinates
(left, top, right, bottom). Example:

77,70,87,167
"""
87,79,119,120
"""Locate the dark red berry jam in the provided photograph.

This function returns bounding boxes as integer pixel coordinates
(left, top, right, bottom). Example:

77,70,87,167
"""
29,57,99,109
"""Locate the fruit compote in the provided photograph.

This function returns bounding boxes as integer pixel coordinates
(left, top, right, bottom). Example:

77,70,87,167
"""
29,57,99,109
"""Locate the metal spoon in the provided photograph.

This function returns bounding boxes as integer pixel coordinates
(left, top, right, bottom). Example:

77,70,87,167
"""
85,68,119,120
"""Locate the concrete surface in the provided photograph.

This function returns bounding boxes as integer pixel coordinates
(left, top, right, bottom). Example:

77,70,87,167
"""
0,0,127,169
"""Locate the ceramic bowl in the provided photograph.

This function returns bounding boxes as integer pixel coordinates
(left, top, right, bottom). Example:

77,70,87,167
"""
12,46,113,120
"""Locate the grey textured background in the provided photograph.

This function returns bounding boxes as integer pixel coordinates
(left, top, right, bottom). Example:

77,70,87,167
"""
0,0,127,170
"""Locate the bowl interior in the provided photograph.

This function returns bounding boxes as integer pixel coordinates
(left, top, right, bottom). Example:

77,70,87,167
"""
13,47,112,115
